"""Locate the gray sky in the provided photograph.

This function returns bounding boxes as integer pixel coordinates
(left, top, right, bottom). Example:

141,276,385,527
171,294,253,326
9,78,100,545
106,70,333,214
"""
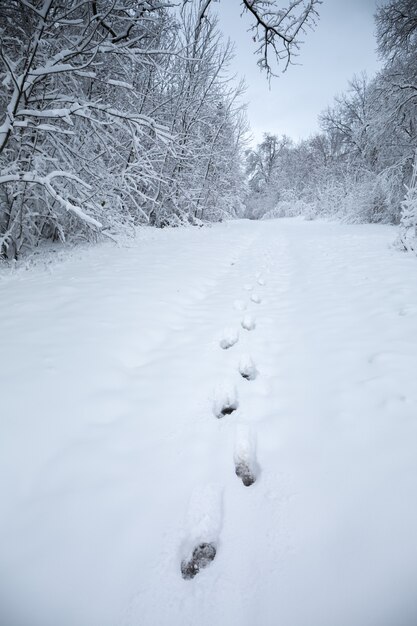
215,0,382,144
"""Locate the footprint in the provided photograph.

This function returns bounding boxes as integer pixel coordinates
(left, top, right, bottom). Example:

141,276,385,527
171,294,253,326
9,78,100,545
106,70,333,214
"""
181,543,216,580
250,293,262,304
219,328,239,350
239,354,257,381
180,484,222,580
243,283,253,291
257,277,266,286
235,462,256,487
213,383,239,418
234,425,258,487
241,314,256,331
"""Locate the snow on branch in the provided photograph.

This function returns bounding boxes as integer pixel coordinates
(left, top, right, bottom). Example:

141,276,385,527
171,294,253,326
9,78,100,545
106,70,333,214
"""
15,102,172,138
0,171,102,228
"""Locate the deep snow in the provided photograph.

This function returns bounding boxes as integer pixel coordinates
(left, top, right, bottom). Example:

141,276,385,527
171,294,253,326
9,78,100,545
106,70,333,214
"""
1,218,417,626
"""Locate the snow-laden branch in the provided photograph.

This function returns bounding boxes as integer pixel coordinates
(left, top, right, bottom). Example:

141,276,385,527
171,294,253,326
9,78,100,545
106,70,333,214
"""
0,171,102,228
15,101,172,138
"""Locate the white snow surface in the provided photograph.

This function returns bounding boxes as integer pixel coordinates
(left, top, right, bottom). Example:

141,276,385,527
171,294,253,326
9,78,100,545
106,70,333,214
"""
1,218,417,626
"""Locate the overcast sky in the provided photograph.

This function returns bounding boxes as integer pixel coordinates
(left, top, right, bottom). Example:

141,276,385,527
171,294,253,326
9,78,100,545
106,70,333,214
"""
215,0,383,145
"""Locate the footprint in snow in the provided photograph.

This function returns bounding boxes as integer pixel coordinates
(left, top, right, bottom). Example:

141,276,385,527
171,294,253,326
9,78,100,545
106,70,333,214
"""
213,383,239,418
243,283,253,291
180,484,222,580
234,425,258,487
181,543,216,580
250,293,262,304
219,328,239,350
257,277,266,286
239,354,257,381
235,462,256,487
241,314,256,331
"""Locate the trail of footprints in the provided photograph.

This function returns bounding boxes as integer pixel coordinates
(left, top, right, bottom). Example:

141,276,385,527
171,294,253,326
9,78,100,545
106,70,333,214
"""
180,269,267,580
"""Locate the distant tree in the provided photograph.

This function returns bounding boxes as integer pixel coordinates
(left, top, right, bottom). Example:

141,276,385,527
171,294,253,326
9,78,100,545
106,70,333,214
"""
246,134,292,192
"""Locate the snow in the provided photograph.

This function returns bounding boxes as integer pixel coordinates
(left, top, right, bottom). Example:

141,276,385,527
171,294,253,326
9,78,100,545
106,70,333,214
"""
238,353,258,380
234,424,258,486
233,298,247,311
180,483,223,565
1,218,417,626
219,327,239,350
212,381,239,418
241,312,256,331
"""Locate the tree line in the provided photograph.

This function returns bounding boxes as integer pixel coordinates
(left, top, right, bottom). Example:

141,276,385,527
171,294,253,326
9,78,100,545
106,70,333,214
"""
245,0,417,251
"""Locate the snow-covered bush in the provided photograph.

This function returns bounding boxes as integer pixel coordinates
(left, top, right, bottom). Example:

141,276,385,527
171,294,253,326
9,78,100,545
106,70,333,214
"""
261,190,316,220
312,169,403,224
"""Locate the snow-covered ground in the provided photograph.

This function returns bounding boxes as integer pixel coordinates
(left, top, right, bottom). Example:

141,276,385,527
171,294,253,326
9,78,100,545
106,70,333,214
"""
1,218,417,626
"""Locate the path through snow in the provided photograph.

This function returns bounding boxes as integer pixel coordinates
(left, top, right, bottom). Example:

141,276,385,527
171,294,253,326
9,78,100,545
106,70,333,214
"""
1,219,417,626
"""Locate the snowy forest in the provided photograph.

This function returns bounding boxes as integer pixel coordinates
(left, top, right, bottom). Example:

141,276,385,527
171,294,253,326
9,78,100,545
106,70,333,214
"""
2,0,417,260
0,0,321,259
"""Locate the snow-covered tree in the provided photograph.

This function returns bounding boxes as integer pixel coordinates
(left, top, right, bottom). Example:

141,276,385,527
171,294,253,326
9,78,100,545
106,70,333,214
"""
0,0,177,257
397,151,417,251
0,0,320,258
